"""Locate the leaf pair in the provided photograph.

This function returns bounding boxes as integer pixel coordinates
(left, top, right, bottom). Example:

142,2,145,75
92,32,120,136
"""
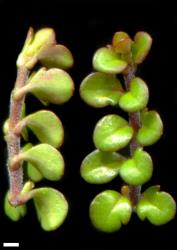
93,31,152,75
80,72,149,112
112,31,152,64
5,187,68,231
81,148,153,186
89,186,176,233
79,106,162,152
17,28,73,70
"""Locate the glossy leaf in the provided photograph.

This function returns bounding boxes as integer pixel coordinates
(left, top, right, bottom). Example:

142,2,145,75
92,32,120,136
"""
24,68,74,105
80,72,123,108
33,188,68,231
112,31,132,54
20,143,64,181
136,186,176,225
119,77,149,112
93,114,133,152
136,110,163,146
17,27,56,69
23,110,64,148
80,149,125,184
119,148,153,185
39,44,74,69
93,47,127,74
90,190,132,232
4,194,27,221
132,32,152,64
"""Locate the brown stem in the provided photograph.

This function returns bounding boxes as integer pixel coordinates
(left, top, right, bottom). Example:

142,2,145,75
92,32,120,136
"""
123,65,141,207
6,66,29,206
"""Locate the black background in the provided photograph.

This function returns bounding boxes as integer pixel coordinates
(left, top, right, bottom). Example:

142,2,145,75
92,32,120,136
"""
0,0,176,249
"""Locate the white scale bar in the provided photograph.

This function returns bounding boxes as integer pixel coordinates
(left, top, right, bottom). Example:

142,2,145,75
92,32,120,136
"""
3,243,19,247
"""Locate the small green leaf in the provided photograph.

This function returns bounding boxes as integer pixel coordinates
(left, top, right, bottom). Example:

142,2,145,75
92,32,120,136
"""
22,143,43,182
132,32,152,64
26,28,55,55
23,110,64,148
136,110,163,146
33,187,68,231
93,47,127,74
4,193,27,221
136,186,176,225
112,31,132,54
119,77,149,112
20,181,34,195
93,114,133,152
112,31,130,46
3,119,9,135
89,190,132,232
25,68,74,105
20,143,64,181
39,44,74,69
27,163,43,182
119,148,153,185
80,72,123,108
80,149,125,184
17,27,56,69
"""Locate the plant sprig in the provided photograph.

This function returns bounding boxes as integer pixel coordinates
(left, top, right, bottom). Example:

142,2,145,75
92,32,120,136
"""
80,31,176,232
3,27,74,231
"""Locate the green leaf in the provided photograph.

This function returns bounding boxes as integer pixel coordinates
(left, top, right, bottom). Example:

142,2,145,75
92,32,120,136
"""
80,149,125,184
112,31,130,46
27,163,43,182
24,68,74,105
20,181,34,195
112,31,132,54
22,143,43,182
119,148,153,185
23,110,64,148
132,32,152,64
136,186,176,225
39,44,74,69
3,119,9,135
93,114,133,152
4,193,27,221
93,47,127,74
17,27,56,69
136,110,163,146
119,77,149,112
80,72,123,108
33,187,68,231
20,143,64,181
89,190,132,232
